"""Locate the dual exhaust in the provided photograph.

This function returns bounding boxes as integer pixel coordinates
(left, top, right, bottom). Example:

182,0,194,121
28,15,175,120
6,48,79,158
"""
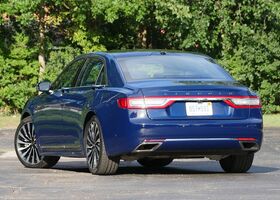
134,138,259,153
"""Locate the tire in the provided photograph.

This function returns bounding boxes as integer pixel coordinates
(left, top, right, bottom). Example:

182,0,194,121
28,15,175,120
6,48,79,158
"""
219,153,254,173
14,116,60,168
84,116,119,175
137,158,173,168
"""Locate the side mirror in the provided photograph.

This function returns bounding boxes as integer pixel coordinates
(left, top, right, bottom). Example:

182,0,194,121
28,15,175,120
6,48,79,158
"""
37,81,51,92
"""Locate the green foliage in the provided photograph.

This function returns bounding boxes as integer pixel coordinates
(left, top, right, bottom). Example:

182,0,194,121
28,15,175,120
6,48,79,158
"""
0,33,38,113
43,47,81,82
0,0,279,113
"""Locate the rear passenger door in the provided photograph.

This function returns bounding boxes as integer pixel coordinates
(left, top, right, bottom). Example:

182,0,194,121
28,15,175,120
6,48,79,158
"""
60,56,106,154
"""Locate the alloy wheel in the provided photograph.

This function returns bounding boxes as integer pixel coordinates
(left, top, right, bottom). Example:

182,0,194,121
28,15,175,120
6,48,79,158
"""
16,122,41,165
86,121,101,169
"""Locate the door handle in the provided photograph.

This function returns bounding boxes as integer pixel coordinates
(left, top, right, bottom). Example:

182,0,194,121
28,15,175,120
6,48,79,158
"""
61,88,70,93
91,85,105,90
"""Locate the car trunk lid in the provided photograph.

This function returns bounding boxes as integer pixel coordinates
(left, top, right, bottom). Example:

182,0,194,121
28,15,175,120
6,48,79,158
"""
128,80,251,120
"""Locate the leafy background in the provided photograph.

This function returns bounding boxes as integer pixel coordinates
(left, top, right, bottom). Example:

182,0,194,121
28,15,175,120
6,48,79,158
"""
0,0,279,114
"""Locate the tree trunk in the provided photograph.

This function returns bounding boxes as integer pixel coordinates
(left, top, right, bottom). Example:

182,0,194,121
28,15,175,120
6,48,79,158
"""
38,22,46,80
138,28,147,48
38,6,47,80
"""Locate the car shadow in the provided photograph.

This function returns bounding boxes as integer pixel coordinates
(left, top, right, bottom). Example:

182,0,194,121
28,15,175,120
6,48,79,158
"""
52,160,279,175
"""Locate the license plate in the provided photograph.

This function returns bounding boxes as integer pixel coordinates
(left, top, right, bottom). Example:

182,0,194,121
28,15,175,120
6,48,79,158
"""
185,102,213,116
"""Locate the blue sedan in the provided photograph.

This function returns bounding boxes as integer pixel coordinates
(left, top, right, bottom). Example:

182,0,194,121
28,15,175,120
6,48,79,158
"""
14,51,262,175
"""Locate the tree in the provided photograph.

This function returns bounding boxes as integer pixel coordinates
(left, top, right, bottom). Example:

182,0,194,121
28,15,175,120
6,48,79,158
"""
0,33,38,113
0,0,279,113
0,0,73,78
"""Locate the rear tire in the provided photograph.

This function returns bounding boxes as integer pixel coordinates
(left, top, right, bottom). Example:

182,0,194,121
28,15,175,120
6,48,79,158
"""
15,116,60,168
137,158,173,168
84,116,119,175
219,153,254,173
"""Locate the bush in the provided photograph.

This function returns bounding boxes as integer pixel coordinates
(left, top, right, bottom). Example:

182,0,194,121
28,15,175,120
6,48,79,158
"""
0,33,38,113
43,47,81,82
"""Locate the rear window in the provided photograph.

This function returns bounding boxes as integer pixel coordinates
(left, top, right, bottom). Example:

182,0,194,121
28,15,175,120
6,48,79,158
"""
116,55,233,82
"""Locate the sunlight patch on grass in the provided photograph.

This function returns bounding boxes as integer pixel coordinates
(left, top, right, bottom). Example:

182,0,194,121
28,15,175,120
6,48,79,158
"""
263,114,280,128
0,115,20,129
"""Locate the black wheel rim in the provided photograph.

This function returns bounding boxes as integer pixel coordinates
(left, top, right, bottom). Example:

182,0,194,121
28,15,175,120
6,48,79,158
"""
86,121,101,169
16,122,42,164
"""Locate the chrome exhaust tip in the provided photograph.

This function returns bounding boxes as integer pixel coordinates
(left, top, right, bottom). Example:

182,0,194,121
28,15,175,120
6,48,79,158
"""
236,138,259,151
239,141,259,151
134,139,164,152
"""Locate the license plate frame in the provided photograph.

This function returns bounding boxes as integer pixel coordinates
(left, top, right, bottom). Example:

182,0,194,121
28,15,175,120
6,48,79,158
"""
185,102,213,116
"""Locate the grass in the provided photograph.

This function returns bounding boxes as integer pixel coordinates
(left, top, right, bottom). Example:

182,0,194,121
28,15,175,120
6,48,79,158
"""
263,114,280,128
0,114,279,129
0,114,20,129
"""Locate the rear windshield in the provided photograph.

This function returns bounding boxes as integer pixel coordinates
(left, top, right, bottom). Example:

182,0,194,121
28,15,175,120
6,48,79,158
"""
116,55,234,82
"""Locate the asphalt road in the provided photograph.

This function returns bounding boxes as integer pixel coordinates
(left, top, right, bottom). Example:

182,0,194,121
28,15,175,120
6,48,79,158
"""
0,128,280,200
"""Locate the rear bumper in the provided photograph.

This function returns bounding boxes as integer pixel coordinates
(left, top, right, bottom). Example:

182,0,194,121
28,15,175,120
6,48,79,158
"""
104,117,263,157
127,137,260,160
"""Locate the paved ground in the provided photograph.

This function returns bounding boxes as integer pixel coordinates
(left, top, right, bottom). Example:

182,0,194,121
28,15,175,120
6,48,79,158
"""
0,128,280,200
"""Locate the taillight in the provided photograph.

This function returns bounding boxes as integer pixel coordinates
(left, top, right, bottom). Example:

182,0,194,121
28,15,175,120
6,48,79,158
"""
117,97,174,109
224,96,261,108
117,96,261,109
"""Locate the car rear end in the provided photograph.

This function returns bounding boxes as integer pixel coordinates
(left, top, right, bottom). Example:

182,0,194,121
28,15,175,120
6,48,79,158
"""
116,83,262,157
108,52,262,164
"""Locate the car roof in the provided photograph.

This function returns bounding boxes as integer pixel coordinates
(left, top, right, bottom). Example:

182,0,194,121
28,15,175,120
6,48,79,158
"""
85,50,211,59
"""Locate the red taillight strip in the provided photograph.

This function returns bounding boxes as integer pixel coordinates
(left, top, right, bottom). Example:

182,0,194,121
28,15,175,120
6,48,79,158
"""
223,99,261,109
117,97,175,109
223,98,261,109
117,95,261,109
117,98,129,108
236,138,256,141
